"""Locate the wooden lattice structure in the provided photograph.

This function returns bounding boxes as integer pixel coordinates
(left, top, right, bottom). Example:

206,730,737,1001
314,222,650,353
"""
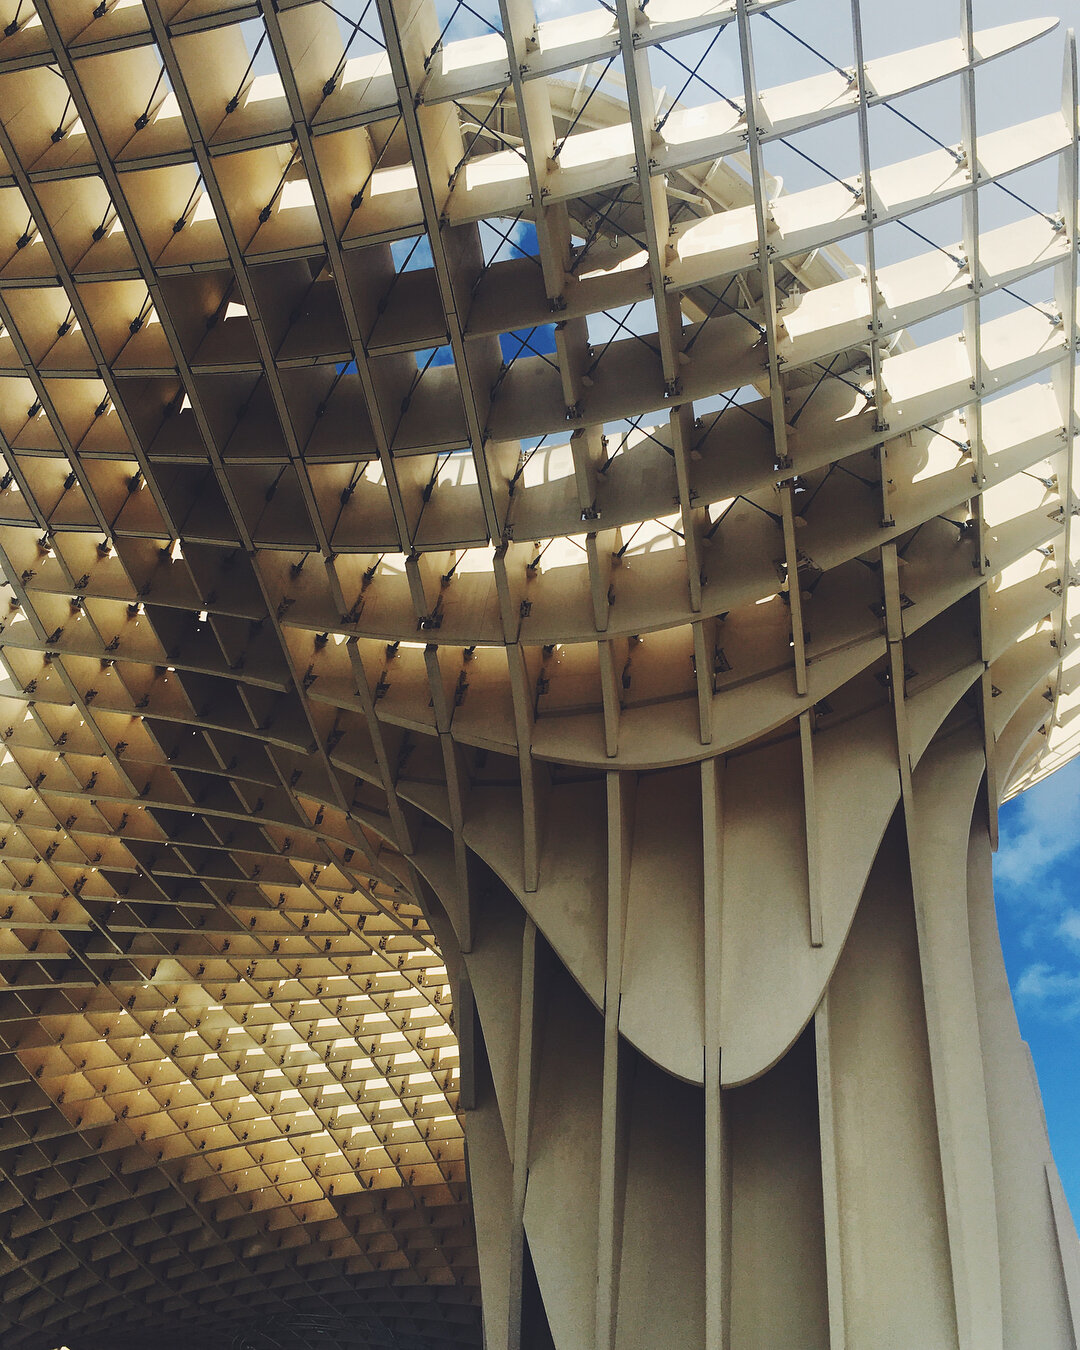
0,0,1077,1345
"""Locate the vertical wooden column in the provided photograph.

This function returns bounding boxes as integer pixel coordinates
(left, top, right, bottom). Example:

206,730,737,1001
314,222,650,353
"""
595,771,633,1347
814,998,846,1350
505,915,538,1350
701,755,729,1350
884,538,1003,1350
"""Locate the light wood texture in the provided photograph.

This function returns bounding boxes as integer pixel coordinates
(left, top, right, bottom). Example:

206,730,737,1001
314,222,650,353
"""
0,0,1075,1345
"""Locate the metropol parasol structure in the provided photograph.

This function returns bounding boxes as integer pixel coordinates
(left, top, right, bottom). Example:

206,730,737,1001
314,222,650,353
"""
0,0,1075,1344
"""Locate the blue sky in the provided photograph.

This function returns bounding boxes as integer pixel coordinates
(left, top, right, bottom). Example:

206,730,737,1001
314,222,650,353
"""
996,762,1080,1215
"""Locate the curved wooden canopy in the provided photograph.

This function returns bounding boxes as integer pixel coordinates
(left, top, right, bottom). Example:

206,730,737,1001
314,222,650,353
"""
0,0,1075,1345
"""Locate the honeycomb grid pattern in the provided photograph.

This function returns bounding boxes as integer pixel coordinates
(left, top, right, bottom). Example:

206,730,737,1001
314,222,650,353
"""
0,0,1075,1344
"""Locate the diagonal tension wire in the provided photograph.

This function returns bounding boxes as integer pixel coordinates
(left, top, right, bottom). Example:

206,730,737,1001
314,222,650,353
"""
128,292,155,334
880,101,963,164
599,306,666,359
693,386,772,453
509,435,550,492
476,213,543,273
527,537,565,570
614,518,684,558
553,57,618,160
452,98,526,160
333,464,366,534
921,422,970,452
761,11,854,83
771,14,1063,240
316,361,356,417
172,177,205,233
226,32,268,114
586,305,661,377
319,0,383,48
654,28,727,136
695,388,744,457
834,459,878,490
391,347,446,443
790,354,842,426
350,115,403,211
705,494,741,539
667,197,697,230
258,147,301,224
684,279,749,353
991,177,1064,231
3,0,24,35
421,452,454,503
575,192,649,259
797,463,838,518
599,414,672,472
779,134,861,199
450,87,515,182
741,494,783,527
883,90,1062,230
51,92,74,143
692,281,766,341
425,0,500,67
374,233,426,320
570,184,629,274
91,202,115,243
813,361,873,403
999,285,1063,324
134,66,166,130
613,521,645,558
250,466,290,537
320,0,379,96
895,217,965,269
652,42,743,117
806,94,1059,324
502,328,561,372
492,328,562,399
895,218,1064,323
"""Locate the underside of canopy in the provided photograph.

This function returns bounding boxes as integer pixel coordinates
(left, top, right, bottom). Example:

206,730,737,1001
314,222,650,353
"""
0,0,1077,1346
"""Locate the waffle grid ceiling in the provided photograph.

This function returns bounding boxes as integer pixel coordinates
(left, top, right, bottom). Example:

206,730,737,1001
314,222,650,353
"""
0,0,1075,1345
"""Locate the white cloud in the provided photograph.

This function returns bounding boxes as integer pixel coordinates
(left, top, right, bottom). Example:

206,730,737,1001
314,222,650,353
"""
1015,962,1080,1021
995,757,1080,1020
534,0,586,19
995,757,1080,892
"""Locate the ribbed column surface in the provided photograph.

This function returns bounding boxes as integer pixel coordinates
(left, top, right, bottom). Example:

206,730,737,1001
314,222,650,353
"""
0,0,1076,1346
